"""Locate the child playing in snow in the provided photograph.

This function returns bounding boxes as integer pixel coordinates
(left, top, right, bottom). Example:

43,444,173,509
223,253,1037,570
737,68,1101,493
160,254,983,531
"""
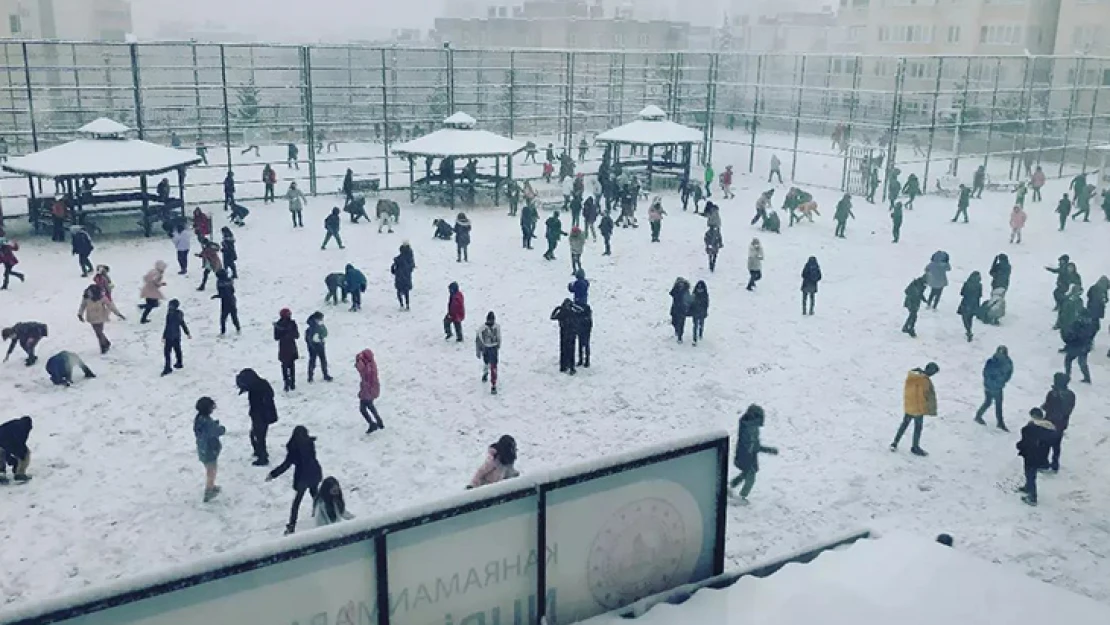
729,404,778,503
313,476,355,526
1009,204,1027,244
194,396,225,502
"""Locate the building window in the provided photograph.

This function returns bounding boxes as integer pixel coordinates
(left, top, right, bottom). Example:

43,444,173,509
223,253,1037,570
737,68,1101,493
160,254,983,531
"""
8,14,20,34
980,24,1022,45
853,0,869,6
848,25,865,42
639,33,649,47
881,24,934,44
947,26,960,43
614,33,624,47
878,26,887,42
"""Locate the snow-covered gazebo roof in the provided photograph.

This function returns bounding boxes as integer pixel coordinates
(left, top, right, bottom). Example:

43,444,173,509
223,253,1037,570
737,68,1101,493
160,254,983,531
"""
595,106,704,147
1,117,202,179
392,112,527,159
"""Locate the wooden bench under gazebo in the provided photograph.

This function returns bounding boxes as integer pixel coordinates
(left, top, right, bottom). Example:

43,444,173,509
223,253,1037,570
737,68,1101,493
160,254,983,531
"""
595,106,704,191
2,118,201,236
392,112,526,209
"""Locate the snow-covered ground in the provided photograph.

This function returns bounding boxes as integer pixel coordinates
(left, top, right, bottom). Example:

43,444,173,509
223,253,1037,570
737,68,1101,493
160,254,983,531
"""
1,142,1109,613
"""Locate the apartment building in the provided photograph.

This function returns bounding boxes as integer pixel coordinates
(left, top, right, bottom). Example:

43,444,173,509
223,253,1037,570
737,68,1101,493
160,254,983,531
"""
1,0,133,41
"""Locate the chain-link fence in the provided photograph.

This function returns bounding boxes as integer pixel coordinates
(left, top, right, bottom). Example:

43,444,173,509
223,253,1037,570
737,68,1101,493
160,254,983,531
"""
0,41,1107,214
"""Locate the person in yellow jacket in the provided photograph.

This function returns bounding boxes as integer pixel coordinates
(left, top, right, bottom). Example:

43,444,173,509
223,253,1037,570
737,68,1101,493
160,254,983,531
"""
891,362,939,456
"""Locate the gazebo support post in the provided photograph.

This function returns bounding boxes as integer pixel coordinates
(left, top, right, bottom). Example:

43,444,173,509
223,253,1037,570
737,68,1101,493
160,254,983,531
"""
177,167,187,217
683,144,692,188
494,157,501,206
647,145,654,191
140,174,151,236
449,169,456,210
507,155,514,190
408,158,415,204
68,178,80,227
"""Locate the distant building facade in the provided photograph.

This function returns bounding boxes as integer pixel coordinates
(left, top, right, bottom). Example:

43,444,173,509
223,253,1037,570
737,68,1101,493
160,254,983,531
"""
1,0,133,41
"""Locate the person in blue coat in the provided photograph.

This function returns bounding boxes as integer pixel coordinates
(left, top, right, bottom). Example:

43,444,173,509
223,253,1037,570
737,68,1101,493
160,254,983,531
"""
45,351,96,386
343,264,367,312
568,269,589,306
974,346,1013,430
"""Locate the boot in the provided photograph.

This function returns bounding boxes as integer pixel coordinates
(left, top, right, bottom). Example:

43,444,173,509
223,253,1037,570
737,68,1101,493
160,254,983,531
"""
910,446,928,457
996,422,1009,432
1021,494,1037,506
203,486,220,502
284,523,296,535
491,385,497,395
252,458,269,467
13,474,30,483
974,416,986,425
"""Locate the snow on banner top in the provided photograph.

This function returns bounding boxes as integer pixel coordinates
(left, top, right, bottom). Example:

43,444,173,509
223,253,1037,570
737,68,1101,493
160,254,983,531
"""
583,531,1110,625
596,107,703,147
392,112,526,159
76,117,132,138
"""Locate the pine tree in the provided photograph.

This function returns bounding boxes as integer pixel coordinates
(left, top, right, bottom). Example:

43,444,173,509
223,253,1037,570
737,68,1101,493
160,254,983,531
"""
236,80,261,125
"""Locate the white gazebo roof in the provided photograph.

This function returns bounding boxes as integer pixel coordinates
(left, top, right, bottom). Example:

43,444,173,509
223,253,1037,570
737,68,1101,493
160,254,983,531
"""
583,532,1110,625
392,112,526,158
2,118,202,179
595,106,704,147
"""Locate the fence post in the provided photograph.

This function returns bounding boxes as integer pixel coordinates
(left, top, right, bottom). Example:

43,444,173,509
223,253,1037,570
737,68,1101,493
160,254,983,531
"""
129,43,144,139
790,55,806,181
882,57,906,204
702,53,718,167
218,45,232,172
668,52,680,120
1080,60,1102,174
71,44,83,122
21,42,38,153
508,51,516,138
191,44,202,141
839,55,861,191
1034,59,1056,168
446,47,456,112
536,486,548,624
380,49,391,190
303,46,317,195
981,57,1002,174
952,57,972,177
1058,57,1083,178
1010,56,1032,179
374,534,390,625
747,54,763,173
923,57,944,192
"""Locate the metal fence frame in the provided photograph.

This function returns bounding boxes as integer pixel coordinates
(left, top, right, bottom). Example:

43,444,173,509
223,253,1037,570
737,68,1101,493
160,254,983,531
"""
1,41,1108,211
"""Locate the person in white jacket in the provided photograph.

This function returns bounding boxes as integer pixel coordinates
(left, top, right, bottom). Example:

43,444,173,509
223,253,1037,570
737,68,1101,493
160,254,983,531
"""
171,224,191,275
287,182,308,228
312,477,354,527
746,238,764,291
561,175,575,211
588,175,603,207
475,311,502,395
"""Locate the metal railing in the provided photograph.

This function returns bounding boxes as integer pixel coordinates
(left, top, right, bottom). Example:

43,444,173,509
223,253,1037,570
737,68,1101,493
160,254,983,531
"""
1,41,1108,212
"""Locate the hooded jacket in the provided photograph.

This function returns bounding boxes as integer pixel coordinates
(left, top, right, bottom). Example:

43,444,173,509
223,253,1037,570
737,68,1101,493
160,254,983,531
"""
274,316,300,362
344,264,367,293
447,283,465,322
733,407,774,473
0,416,32,459
924,251,951,289
236,368,278,426
141,262,167,301
1017,418,1055,468
982,352,1013,394
903,369,937,417
690,283,709,320
454,217,472,246
989,255,1011,290
269,427,322,492
747,241,764,271
568,275,589,306
78,290,122,325
1042,373,1076,432
957,274,983,316
355,349,380,402
801,260,822,293
391,249,415,292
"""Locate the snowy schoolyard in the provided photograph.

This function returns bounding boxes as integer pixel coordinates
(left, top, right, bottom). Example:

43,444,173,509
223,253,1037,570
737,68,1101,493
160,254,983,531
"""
2,157,1110,612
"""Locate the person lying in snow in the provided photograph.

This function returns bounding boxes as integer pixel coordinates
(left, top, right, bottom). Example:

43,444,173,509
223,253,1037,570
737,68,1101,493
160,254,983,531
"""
977,288,1007,326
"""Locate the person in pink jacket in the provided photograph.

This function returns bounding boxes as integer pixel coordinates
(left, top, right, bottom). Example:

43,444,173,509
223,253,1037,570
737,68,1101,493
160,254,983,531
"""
1010,204,1027,244
140,261,167,323
1031,166,1045,202
77,284,125,353
355,349,384,433
468,435,519,489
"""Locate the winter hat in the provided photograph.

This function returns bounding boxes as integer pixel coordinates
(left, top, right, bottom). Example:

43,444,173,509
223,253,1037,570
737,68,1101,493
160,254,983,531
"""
486,311,496,324
168,299,180,309
196,396,216,414
279,308,292,319
924,362,940,375
575,269,585,280
571,226,582,235
936,534,953,547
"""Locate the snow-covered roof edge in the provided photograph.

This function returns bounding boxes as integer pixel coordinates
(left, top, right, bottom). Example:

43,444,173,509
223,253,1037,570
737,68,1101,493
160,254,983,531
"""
76,117,131,137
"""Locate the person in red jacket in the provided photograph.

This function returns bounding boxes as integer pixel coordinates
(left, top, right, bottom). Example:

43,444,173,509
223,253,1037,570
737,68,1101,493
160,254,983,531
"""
355,349,384,433
192,207,212,242
0,238,22,289
721,165,735,199
443,281,465,342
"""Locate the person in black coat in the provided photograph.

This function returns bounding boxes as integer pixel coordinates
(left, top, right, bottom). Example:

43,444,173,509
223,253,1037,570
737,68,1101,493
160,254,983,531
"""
223,171,235,212
669,278,692,343
1062,309,1097,384
550,299,578,375
690,281,709,345
800,256,822,316
220,227,238,279
273,309,300,391
324,272,349,306
729,404,778,502
576,303,592,369
266,425,323,535
989,253,1011,291
1016,408,1054,506
161,299,191,376
391,243,416,310
321,208,344,250
3,321,48,366
211,271,241,334
0,416,33,483
70,226,94,277
236,368,278,466
1041,372,1076,471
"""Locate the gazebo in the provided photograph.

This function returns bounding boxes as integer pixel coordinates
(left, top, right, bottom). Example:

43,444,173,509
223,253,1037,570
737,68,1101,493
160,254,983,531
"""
392,112,527,209
595,106,704,190
2,118,202,236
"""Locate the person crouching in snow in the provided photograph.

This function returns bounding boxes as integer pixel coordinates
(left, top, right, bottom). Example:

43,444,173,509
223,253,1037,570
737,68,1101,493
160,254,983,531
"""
161,299,191,376
266,425,323,535
669,277,692,343
1016,407,1054,506
433,218,454,240
444,282,465,342
468,435,519,489
344,264,367,313
274,309,300,392
45,350,95,386
891,362,939,456
194,396,225,502
476,312,501,394
3,321,47,366
355,348,384,433
313,476,355,526
729,404,778,503
568,227,586,275
324,272,348,306
77,284,124,354
0,416,33,484
977,288,1007,326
